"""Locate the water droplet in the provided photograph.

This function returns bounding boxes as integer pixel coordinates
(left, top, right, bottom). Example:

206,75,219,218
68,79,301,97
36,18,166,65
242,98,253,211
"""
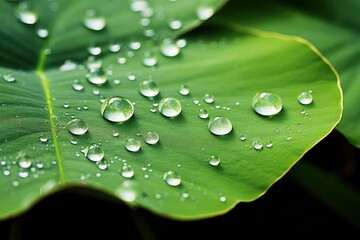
96,160,108,170
198,109,209,119
16,2,38,25
176,39,187,48
160,39,180,57
101,96,135,123
139,80,159,98
208,116,232,136
168,19,182,30
109,43,121,53
142,52,157,67
2,73,16,83
85,144,104,162
86,68,108,85
203,93,214,103
297,91,313,105
36,28,49,38
252,140,263,150
18,170,29,178
163,170,181,186
116,180,139,202
112,130,119,137
17,152,31,169
127,73,136,81
239,134,246,141
69,138,78,145
121,165,135,178
286,136,292,141
67,118,88,135
72,80,84,91
128,41,141,50
117,57,127,64
144,131,159,145
265,141,273,148
252,91,282,116
197,6,214,20
219,195,227,203
130,0,148,12
158,97,182,118
125,137,141,152
59,60,78,71
87,45,102,56
178,85,190,96
208,155,220,166
83,9,106,31
86,56,102,70
39,134,48,143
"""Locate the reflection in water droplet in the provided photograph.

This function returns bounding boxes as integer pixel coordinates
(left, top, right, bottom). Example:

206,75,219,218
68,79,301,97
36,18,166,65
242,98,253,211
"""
85,144,104,162
163,170,181,186
158,97,182,118
208,116,232,136
252,91,282,116
160,39,180,57
125,138,141,152
67,118,88,135
198,109,209,119
139,80,159,97
16,2,38,24
101,96,135,123
208,155,220,166
83,9,106,31
144,131,159,145
297,91,313,105
121,165,135,178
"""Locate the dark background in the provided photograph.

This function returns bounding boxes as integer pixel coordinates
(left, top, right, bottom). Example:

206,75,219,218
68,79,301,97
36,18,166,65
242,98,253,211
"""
1,130,359,239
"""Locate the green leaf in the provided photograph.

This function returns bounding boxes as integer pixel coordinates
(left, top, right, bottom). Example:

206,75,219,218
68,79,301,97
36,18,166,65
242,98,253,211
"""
211,0,360,148
0,0,341,220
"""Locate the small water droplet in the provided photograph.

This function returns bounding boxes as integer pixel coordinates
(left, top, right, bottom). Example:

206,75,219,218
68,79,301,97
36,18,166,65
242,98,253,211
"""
297,91,313,105
139,80,159,97
208,155,220,166
72,80,84,91
2,73,16,83
86,68,108,85
198,109,209,119
85,144,104,162
36,28,49,38
16,2,38,25
83,9,106,31
163,170,181,186
219,195,227,203
176,39,187,48
39,134,48,143
67,118,88,135
127,73,136,81
265,141,273,148
252,140,263,150
203,93,214,103
96,160,108,170
109,43,121,53
168,19,182,30
252,91,282,116
117,57,127,65
160,39,180,57
286,136,292,141
197,6,214,20
130,0,148,12
178,85,190,96
142,52,157,67
101,96,135,123
18,170,29,178
208,116,232,136
121,165,135,178
69,138,78,145
125,137,141,152
59,60,78,71
144,131,159,145
128,41,141,50
239,134,246,141
112,130,119,137
87,45,102,56
158,97,182,118
17,152,31,169
116,180,139,202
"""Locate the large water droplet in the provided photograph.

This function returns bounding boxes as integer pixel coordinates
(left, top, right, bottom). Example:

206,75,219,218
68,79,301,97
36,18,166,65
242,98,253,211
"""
160,39,180,57
144,131,159,145
83,9,106,31
116,180,139,202
158,97,182,118
197,6,214,20
17,152,31,169
121,165,135,178
208,116,232,136
208,155,220,166
163,170,181,186
125,137,141,152
67,118,88,135
252,91,282,116
101,96,135,123
139,80,159,97
16,2,38,25
85,144,104,162
2,73,16,83
297,91,313,105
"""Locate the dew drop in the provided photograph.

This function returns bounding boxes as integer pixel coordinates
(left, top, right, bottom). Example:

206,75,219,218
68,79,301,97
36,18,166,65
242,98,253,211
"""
18,170,29,178
2,73,16,83
203,93,214,103
17,153,32,169
117,180,139,202
252,91,282,116
144,131,159,145
128,41,141,50
208,116,232,136
36,28,49,38
239,134,246,141
85,144,104,162
139,80,159,97
178,85,190,96
16,2,38,25
265,141,273,148
83,9,106,31
208,155,220,166
158,97,182,118
142,53,157,67
252,140,263,150
87,45,102,56
67,118,88,135
101,96,135,123
39,134,48,143
168,19,182,30
109,43,121,53
96,160,108,170
197,6,214,20
198,109,209,119
160,39,180,57
72,80,84,91
125,137,141,152
297,91,313,105
121,165,135,178
86,68,108,85
163,170,181,186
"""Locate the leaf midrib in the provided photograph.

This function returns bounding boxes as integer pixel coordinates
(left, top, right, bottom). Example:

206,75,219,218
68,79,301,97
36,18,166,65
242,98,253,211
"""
35,48,65,183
